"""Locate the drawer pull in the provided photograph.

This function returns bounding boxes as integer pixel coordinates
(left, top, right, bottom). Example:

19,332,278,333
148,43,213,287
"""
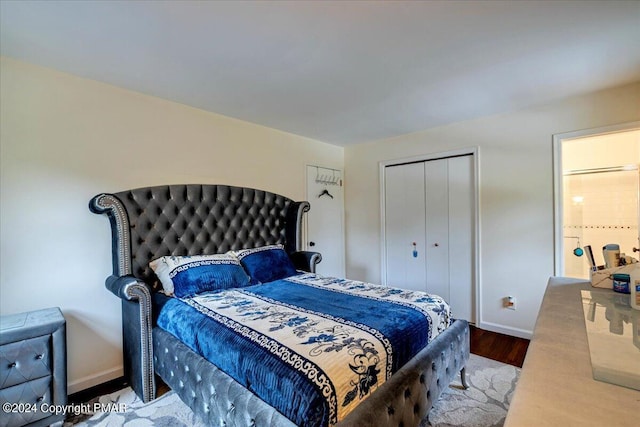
8,362,16,368
36,354,44,360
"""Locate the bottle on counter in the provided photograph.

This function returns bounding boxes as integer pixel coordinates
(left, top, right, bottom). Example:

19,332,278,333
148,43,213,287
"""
630,265,640,311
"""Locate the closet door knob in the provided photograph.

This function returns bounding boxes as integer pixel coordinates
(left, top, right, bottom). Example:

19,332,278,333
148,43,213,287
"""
309,241,316,247
434,243,439,247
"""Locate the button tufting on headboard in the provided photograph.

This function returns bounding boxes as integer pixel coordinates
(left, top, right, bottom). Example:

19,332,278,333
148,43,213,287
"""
120,185,292,284
90,184,303,288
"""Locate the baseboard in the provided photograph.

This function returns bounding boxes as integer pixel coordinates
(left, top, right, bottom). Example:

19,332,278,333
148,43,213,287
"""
478,321,533,340
68,366,124,394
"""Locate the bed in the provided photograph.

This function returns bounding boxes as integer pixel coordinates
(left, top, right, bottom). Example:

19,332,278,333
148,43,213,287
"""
89,184,469,427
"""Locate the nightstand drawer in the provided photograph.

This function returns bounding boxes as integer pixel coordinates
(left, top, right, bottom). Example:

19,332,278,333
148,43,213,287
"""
0,376,52,427
0,335,51,389
0,308,66,427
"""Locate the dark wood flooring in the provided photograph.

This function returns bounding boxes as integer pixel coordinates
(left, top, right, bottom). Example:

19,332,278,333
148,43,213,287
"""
470,324,529,368
69,325,530,404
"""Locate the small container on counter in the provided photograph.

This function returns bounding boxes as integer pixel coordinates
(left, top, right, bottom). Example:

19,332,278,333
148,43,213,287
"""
612,273,631,294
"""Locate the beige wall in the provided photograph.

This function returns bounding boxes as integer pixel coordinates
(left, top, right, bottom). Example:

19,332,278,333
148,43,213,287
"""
0,57,343,393
344,82,640,338
563,130,640,171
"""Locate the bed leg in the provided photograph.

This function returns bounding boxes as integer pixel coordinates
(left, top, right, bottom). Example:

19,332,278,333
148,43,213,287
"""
460,367,469,389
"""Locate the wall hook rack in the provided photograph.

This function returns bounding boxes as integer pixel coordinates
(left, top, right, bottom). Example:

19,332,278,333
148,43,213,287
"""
312,165,343,186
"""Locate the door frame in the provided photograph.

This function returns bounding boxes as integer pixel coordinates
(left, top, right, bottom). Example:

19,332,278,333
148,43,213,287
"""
379,146,480,325
552,121,640,276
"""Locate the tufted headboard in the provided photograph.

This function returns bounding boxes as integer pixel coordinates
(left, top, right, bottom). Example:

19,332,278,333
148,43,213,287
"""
89,184,310,289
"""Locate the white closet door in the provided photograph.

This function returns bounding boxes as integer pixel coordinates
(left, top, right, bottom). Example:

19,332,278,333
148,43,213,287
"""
448,155,474,321
306,166,345,277
424,159,450,300
383,154,475,322
384,163,426,290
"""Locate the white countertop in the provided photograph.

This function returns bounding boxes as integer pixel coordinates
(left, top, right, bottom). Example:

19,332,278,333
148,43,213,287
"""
504,277,639,427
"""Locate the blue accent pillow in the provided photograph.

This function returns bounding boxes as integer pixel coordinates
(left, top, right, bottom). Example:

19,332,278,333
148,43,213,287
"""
149,254,251,298
234,245,298,284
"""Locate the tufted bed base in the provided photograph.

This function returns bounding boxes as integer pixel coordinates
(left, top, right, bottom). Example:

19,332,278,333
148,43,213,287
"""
153,320,469,427
90,184,470,427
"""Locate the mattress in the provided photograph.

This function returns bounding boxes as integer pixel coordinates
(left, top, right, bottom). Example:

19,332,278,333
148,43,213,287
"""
156,273,451,426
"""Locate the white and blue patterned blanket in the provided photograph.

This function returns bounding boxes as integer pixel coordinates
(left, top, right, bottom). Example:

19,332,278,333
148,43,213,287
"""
157,273,451,426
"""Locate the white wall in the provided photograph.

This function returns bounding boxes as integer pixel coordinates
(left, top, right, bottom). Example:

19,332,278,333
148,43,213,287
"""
0,57,343,393
344,82,640,338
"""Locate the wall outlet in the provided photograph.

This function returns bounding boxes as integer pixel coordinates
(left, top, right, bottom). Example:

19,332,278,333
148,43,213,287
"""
504,296,516,310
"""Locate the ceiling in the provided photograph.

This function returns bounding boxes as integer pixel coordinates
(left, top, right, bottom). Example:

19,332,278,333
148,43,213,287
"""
1,1,639,146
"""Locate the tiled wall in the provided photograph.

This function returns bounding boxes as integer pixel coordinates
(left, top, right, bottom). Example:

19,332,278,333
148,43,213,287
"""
563,169,638,278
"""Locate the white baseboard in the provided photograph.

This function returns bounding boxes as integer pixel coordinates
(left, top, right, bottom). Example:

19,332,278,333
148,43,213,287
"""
478,321,533,340
68,366,124,394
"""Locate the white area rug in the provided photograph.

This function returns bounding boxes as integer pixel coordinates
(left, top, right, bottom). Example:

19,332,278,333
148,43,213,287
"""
426,355,520,427
67,354,520,427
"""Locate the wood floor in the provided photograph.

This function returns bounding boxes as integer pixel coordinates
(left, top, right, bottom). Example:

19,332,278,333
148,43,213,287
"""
470,324,529,368
69,325,530,404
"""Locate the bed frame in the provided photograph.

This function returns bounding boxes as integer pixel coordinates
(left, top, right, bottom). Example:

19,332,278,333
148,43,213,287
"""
90,184,469,426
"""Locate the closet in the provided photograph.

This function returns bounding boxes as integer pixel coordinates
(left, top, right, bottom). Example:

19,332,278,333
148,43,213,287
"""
383,154,475,322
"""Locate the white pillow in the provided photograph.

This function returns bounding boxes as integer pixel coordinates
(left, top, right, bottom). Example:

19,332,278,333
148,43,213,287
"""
149,253,249,297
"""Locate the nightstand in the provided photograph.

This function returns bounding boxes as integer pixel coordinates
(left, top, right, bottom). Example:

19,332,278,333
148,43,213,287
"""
0,308,67,427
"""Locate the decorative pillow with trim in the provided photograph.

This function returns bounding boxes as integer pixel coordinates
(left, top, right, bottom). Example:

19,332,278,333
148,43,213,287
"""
149,254,251,297
234,244,299,284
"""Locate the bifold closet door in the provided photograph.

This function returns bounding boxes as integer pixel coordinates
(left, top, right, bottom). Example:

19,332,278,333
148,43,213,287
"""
384,155,474,322
446,155,473,322
384,162,426,290
424,159,449,299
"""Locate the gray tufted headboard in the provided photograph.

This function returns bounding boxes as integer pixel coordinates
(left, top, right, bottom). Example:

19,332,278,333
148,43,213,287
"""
90,184,310,289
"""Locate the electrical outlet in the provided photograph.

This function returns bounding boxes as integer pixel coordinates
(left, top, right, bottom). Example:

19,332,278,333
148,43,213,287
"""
504,296,516,310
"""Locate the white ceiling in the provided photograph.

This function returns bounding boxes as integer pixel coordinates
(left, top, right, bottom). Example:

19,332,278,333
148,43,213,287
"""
1,1,639,146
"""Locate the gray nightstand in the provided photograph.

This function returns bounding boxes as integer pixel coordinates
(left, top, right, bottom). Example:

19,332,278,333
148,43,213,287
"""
0,308,67,427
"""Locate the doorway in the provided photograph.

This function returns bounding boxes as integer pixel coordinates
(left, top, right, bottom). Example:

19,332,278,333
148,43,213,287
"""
553,123,640,277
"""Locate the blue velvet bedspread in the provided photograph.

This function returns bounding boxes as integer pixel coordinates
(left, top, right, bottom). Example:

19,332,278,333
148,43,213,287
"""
156,273,451,426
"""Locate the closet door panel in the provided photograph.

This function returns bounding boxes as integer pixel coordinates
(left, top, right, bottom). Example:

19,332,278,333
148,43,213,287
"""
424,159,449,300
384,163,426,290
448,155,474,321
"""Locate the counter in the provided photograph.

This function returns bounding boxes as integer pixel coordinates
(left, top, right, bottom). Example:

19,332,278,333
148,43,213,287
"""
504,277,638,426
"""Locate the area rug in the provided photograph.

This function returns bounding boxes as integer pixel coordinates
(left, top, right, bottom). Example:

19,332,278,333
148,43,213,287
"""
65,354,520,427
424,355,520,427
